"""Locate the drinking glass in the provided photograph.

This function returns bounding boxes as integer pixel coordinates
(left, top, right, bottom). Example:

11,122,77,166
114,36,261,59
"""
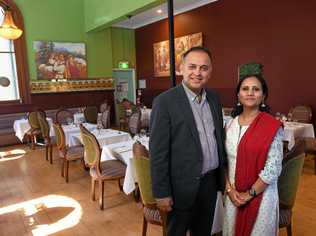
96,122,102,135
140,129,146,137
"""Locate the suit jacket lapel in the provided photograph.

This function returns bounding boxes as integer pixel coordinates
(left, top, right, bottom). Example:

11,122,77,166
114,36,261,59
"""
176,85,203,156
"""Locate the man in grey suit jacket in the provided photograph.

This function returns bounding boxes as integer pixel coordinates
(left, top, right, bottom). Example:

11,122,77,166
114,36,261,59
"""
150,47,226,236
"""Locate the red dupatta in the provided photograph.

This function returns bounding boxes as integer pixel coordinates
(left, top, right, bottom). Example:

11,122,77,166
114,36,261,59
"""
234,112,281,236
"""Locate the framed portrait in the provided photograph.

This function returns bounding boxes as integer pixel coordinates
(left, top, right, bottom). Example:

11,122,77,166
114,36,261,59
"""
153,32,203,77
33,41,87,80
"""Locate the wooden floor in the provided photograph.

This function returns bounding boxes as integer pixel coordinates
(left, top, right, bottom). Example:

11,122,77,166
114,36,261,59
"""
0,144,315,236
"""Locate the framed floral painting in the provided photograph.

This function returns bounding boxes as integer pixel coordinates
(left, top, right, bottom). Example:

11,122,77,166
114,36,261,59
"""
153,32,202,77
33,41,87,80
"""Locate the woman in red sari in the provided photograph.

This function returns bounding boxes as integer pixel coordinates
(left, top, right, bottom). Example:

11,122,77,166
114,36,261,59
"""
223,70,283,236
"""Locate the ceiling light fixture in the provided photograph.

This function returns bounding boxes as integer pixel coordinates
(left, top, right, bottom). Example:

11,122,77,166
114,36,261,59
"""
0,3,23,40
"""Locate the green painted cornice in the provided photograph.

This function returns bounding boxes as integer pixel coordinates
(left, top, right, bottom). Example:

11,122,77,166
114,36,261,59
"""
84,0,164,32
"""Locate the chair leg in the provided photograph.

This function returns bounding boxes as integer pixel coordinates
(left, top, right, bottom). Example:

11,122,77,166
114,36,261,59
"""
286,222,292,236
142,216,148,236
118,179,123,192
61,159,65,177
31,135,35,150
91,179,96,201
160,210,167,236
314,155,316,175
65,160,69,183
99,180,104,210
49,145,53,164
133,184,140,202
45,145,49,161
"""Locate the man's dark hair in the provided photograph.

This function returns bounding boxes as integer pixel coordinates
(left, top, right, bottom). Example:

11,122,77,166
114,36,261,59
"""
182,46,213,62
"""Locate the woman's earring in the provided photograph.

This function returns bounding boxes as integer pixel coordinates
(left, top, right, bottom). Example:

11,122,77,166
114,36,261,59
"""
261,102,266,108
237,101,241,106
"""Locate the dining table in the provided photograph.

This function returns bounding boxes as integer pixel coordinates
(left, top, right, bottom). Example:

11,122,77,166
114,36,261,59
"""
69,128,131,147
53,123,97,146
100,135,148,194
13,117,53,142
283,121,315,150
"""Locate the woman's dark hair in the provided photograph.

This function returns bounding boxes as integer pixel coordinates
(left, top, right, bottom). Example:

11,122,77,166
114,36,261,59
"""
231,74,271,117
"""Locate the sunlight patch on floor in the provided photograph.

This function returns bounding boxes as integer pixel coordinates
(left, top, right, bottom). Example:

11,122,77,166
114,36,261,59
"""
0,194,82,235
0,149,26,162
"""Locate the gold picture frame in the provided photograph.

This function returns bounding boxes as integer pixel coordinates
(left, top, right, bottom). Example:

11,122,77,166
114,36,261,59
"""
153,32,203,77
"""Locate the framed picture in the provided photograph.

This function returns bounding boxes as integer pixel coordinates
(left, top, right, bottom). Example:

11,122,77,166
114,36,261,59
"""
33,41,87,80
153,32,203,77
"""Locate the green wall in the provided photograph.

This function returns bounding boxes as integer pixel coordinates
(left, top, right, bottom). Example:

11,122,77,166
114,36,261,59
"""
14,0,137,80
84,0,163,32
111,27,136,68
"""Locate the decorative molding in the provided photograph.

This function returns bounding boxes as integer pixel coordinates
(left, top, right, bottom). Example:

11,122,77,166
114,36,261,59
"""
30,78,114,94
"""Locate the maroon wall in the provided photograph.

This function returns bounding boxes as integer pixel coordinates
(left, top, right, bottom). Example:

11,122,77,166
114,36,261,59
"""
136,0,316,125
1,90,115,123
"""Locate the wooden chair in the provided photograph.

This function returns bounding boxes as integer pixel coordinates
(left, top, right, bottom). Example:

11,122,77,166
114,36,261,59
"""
278,138,305,236
37,113,53,164
56,108,74,125
52,123,84,182
128,110,141,136
79,124,126,210
303,137,316,175
100,108,110,129
99,100,108,113
118,99,138,130
25,111,46,149
84,106,98,124
117,101,128,131
133,142,167,236
289,105,312,123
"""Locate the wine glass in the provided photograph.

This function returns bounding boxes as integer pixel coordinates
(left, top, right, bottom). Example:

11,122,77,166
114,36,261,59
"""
96,122,102,135
281,114,287,123
287,113,292,122
140,129,146,137
66,117,73,126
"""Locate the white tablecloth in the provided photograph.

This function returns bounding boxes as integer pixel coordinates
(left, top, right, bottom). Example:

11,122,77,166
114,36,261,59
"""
70,129,131,147
283,122,315,150
13,118,53,142
100,135,148,194
73,113,85,124
73,113,102,124
101,140,138,194
53,123,97,146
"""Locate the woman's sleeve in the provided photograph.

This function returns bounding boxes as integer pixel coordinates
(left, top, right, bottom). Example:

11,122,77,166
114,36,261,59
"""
259,127,284,184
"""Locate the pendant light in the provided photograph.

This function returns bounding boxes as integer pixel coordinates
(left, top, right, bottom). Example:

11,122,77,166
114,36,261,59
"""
0,6,23,40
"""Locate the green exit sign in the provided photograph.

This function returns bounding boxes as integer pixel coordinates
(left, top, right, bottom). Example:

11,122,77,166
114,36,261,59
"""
118,61,129,69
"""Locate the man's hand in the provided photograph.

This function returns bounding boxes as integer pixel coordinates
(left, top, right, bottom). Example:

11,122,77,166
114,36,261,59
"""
156,197,173,212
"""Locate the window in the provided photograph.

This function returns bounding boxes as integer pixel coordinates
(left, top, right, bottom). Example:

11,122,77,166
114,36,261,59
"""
0,9,20,101
0,1,30,105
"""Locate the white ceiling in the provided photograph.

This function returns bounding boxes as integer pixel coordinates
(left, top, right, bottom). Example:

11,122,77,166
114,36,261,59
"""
113,0,218,29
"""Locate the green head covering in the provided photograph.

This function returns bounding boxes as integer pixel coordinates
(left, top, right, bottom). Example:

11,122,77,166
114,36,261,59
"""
239,62,263,79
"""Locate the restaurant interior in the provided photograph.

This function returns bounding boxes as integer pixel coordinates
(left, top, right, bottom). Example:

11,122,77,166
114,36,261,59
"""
0,0,315,235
